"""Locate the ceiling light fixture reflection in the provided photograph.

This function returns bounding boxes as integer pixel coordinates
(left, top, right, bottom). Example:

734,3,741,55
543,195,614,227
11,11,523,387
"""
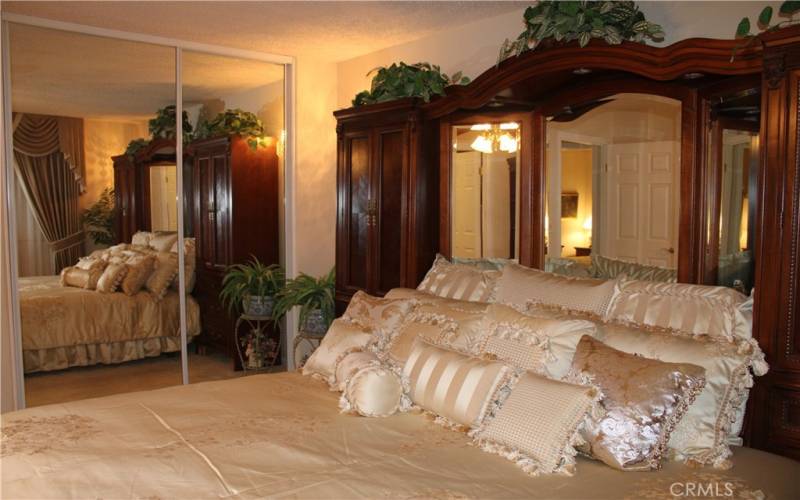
469,122,520,154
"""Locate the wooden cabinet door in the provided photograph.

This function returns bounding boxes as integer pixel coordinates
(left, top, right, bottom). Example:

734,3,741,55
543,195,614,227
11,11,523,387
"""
338,130,372,297
372,126,407,295
196,150,230,271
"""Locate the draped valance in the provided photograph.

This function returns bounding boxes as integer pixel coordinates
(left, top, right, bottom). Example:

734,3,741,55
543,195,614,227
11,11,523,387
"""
12,113,86,193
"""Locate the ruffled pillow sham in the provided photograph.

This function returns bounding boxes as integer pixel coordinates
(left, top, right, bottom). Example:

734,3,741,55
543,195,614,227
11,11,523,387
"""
302,319,373,386
597,323,767,468
341,291,416,348
96,263,128,293
145,252,179,301
403,339,515,430
417,254,499,302
471,371,603,477
120,255,156,296
473,304,597,379
570,335,706,471
339,361,408,418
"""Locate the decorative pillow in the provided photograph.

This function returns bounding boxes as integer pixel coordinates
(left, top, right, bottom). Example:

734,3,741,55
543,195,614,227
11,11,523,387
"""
591,254,677,283
302,319,373,386
334,350,380,392
60,267,93,289
146,252,179,301
605,279,751,342
570,335,706,471
384,299,489,366
149,231,179,252
477,304,597,379
545,257,593,278
495,264,617,319
451,257,517,271
341,291,416,346
130,231,154,247
417,254,499,302
403,339,515,429
120,255,156,296
169,237,196,293
339,363,407,417
598,323,768,468
471,371,603,476
96,263,128,293
75,256,107,273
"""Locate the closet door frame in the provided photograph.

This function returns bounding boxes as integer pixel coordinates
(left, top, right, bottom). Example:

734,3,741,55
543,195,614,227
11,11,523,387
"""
0,13,297,410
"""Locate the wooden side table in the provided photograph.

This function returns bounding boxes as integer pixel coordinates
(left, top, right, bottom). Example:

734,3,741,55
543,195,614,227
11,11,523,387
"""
234,314,281,375
293,330,326,368
574,246,592,257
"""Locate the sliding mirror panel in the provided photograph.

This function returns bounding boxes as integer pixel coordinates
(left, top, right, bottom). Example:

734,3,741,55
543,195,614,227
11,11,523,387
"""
545,93,681,281
8,23,184,405
182,51,284,378
450,122,521,264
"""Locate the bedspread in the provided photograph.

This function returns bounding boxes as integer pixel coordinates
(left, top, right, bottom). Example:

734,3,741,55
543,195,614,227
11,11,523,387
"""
2,372,798,499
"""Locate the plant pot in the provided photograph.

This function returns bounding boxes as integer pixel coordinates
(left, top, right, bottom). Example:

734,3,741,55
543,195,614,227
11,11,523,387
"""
302,309,328,335
244,295,274,317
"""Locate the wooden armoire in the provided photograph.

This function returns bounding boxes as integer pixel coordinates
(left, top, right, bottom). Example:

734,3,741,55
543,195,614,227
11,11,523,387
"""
187,135,280,366
334,29,800,460
333,100,438,312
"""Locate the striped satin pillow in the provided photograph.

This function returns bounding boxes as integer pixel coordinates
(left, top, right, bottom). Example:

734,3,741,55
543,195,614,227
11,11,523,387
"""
403,339,515,429
417,254,498,302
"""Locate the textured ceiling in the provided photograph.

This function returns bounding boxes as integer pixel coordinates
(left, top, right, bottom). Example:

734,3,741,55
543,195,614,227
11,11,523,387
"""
3,1,526,119
2,1,527,60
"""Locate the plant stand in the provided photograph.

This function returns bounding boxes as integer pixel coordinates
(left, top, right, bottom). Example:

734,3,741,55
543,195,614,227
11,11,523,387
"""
292,329,326,369
234,314,282,375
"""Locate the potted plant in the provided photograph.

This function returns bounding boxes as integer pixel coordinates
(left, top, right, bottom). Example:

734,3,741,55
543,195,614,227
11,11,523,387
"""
351,62,470,106
219,257,285,317
273,267,335,334
193,109,267,150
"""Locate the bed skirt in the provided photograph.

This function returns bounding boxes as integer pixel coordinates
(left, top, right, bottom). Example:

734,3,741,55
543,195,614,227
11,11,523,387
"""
23,336,191,374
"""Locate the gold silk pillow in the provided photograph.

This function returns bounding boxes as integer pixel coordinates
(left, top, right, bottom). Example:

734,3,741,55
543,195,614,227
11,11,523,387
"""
471,371,603,476
598,323,768,468
341,291,416,347
60,267,96,289
146,252,179,301
385,299,489,366
478,304,597,379
605,279,751,342
130,231,154,247
570,336,706,471
169,237,196,293
121,255,156,296
302,319,373,387
495,264,617,319
417,254,499,302
149,231,179,252
96,263,128,293
403,339,515,429
75,256,107,274
334,350,380,392
339,363,407,418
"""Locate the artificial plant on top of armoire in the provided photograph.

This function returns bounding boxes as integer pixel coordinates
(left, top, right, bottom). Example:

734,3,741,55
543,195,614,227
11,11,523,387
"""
351,62,470,106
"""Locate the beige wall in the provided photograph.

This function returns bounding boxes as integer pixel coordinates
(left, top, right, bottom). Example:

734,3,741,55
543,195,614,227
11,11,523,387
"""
82,119,148,211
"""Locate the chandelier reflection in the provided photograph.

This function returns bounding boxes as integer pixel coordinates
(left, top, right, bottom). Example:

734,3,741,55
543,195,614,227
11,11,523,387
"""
470,122,520,154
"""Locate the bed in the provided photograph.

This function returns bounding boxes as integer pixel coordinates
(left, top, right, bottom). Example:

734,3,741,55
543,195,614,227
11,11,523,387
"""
18,275,201,373
1,372,798,499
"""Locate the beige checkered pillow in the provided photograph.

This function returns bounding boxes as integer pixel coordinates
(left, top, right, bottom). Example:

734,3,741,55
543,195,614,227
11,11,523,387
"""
472,371,602,476
495,264,616,318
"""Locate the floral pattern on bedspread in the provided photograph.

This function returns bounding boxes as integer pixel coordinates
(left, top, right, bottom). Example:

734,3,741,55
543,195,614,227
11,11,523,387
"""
1,414,99,457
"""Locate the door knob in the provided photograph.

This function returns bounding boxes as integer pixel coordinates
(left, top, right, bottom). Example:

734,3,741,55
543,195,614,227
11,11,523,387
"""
663,247,675,254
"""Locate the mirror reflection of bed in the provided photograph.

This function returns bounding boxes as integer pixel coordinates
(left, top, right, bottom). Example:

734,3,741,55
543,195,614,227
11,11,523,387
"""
10,22,287,407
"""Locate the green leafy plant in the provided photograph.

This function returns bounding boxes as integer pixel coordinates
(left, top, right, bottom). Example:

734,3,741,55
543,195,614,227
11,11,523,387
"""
272,268,336,329
194,109,267,150
81,187,116,246
148,105,194,143
124,138,150,159
736,2,800,39
352,62,470,106
219,257,285,314
498,1,665,63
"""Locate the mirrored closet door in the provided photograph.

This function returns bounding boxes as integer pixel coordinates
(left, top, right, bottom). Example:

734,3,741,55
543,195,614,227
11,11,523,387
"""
8,23,185,406
182,51,285,380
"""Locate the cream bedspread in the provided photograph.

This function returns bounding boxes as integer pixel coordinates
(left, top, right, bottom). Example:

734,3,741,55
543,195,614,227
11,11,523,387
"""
19,276,201,373
2,372,798,499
